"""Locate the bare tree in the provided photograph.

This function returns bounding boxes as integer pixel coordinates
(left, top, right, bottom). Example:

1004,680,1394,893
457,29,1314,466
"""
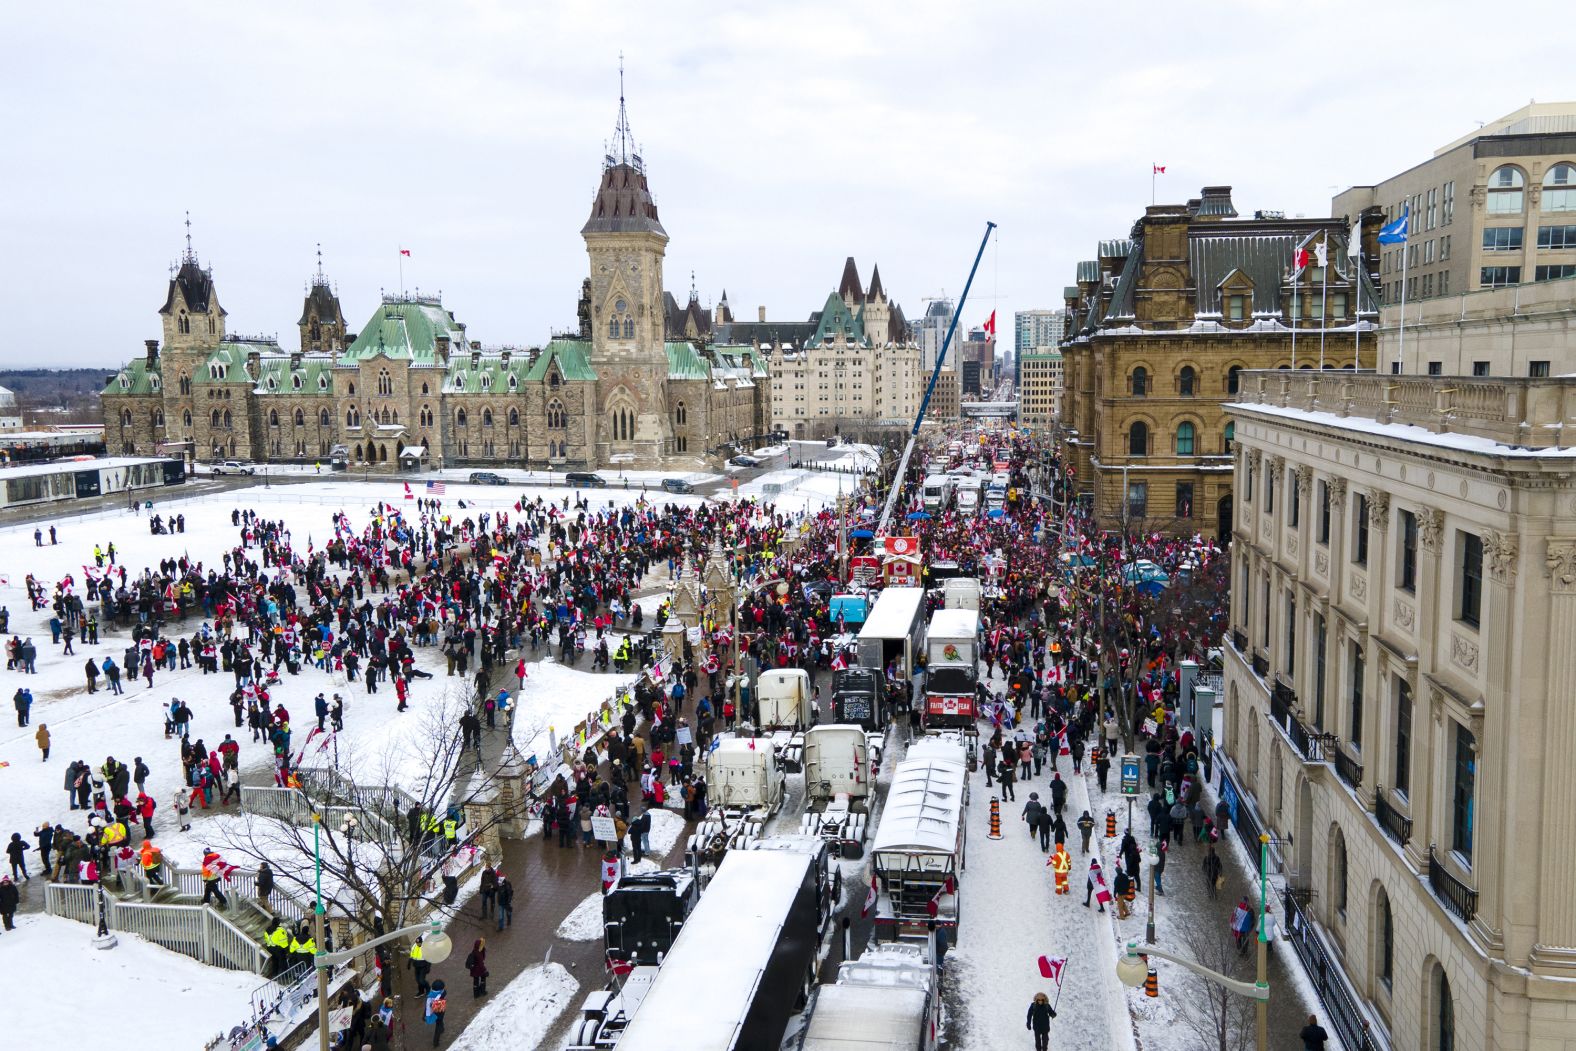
1173,922,1256,1051
217,684,540,942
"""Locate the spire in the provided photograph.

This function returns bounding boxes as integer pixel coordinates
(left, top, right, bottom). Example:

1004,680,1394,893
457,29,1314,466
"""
868,264,885,302
314,242,326,286
605,53,643,173
838,257,864,306
689,270,698,304
182,211,197,265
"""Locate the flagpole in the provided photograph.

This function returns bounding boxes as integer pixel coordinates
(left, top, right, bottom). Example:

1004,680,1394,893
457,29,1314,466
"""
1396,229,1409,375
1319,235,1329,372
1052,952,1070,1012
1351,229,1362,371
1290,259,1298,369
399,249,404,297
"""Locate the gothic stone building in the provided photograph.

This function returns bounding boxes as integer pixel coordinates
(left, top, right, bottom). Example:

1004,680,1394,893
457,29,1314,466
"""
103,107,769,471
1060,185,1376,538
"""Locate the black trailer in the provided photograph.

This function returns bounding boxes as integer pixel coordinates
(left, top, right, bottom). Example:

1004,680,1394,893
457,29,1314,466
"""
602,869,702,968
832,667,888,730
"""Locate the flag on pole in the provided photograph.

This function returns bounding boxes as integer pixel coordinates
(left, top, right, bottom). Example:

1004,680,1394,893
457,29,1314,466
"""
426,481,446,495
862,875,878,918
1350,218,1363,258
1292,248,1310,270
1152,164,1166,175
982,310,996,339
1314,239,1328,267
399,248,411,257
1038,955,1068,985
1377,210,1409,244
402,482,414,500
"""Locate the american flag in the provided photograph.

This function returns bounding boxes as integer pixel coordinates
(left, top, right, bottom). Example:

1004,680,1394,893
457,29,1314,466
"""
426,481,446,494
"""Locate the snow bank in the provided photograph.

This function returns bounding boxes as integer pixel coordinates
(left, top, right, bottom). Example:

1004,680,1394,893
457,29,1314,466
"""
7,914,257,1048
447,962,579,1051
554,859,662,941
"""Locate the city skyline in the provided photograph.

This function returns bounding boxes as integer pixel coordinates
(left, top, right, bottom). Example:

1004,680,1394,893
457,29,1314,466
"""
4,0,1573,366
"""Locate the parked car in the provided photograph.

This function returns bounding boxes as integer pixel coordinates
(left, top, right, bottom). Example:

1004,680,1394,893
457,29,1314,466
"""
468,471,508,485
213,461,255,476
729,455,761,468
566,471,608,489
661,477,695,494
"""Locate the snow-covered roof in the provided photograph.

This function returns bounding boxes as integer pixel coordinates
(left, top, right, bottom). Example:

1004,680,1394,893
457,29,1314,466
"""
801,984,929,1051
926,608,978,640
1228,401,1576,460
871,747,967,856
859,586,925,640
616,849,811,1050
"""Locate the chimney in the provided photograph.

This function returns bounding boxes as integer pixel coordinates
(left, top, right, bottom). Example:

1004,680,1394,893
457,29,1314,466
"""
470,348,481,369
246,350,261,380
144,339,159,367
758,306,767,323
435,335,450,362
470,341,481,351
290,351,302,370
499,349,511,366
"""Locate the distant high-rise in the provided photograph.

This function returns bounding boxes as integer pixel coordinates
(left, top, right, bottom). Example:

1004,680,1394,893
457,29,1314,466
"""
1014,309,1066,387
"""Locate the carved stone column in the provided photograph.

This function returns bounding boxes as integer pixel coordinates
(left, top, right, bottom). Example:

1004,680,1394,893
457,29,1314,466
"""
1533,539,1576,972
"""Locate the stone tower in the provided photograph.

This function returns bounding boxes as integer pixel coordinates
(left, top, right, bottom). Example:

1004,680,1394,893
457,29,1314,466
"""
298,248,347,354
157,221,227,434
583,79,674,465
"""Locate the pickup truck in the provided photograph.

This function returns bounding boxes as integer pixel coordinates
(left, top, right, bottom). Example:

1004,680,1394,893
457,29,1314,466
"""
211,461,255,476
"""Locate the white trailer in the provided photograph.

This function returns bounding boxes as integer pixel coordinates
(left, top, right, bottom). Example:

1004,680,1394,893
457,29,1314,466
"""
799,724,883,856
871,739,968,943
954,477,982,514
756,668,810,731
857,586,926,680
920,475,953,513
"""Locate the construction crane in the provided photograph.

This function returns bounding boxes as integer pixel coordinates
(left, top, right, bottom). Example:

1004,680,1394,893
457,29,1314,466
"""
876,221,997,536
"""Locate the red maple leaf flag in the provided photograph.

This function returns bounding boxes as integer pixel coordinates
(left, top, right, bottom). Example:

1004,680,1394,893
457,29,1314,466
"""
399,248,411,257
1293,248,1311,270
1152,164,1166,175
403,482,414,500
862,876,878,918
982,310,996,339
1038,955,1068,985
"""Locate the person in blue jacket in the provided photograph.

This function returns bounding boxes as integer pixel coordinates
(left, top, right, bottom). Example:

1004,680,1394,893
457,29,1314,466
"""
424,979,448,1047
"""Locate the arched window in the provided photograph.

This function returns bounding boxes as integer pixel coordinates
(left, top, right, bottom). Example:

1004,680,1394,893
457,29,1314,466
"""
1179,366,1196,396
549,371,561,388
507,374,518,391
547,400,565,429
482,408,494,427
319,408,330,427
1376,888,1394,990
390,409,398,424
452,375,465,392
318,374,329,391
182,409,192,428
1487,165,1525,214
421,382,429,395
179,375,191,395
268,409,280,427
609,316,620,338
121,409,133,427
1128,420,1149,456
153,409,164,427
346,408,357,428
456,409,468,428
292,409,303,427
377,370,392,397
623,317,635,339
1331,826,1349,919
1224,421,1235,454
1434,967,1455,1051
508,408,519,426
353,444,362,462
150,375,161,392
1131,366,1148,396
675,401,687,426
211,409,221,428
347,382,355,396
1175,421,1195,456
1545,163,1576,212
222,409,232,429
1227,365,1243,394
292,374,303,390
481,373,492,392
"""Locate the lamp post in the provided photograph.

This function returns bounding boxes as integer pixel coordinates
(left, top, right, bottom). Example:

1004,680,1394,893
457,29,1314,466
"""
311,813,452,1051
1256,832,1270,1051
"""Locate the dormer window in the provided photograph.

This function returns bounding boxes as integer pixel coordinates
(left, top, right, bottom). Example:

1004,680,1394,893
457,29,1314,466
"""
507,374,518,391
453,375,465,392
118,373,130,390
548,371,561,387
293,374,303,390
266,377,277,390
480,374,492,392
318,374,328,391
149,375,161,391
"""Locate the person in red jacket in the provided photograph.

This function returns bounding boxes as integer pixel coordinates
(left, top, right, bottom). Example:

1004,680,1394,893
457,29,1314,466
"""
135,792,156,838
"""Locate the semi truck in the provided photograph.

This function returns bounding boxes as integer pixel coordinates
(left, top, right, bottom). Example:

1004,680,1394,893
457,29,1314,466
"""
857,586,926,681
923,607,980,730
801,943,940,1051
600,869,703,970
798,723,883,857
686,736,785,864
831,667,887,730
870,737,969,943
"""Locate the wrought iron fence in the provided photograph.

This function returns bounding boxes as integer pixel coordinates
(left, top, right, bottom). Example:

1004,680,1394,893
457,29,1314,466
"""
1219,766,1263,860
1427,846,1479,924
1283,889,1385,1050
1333,747,1364,791
1373,788,1413,848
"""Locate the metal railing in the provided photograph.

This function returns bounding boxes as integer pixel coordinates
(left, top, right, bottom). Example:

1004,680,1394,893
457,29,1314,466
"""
1270,679,1295,727
46,886,268,973
1427,846,1479,924
1251,651,1270,679
44,882,98,924
1231,628,1248,654
1219,766,1264,861
1333,747,1364,791
1286,717,1335,764
1373,787,1413,848
1283,889,1385,1051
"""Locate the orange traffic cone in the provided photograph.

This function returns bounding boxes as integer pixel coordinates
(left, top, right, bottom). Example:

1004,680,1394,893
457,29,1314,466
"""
1145,967,1159,998
1105,811,1117,838
988,797,1003,840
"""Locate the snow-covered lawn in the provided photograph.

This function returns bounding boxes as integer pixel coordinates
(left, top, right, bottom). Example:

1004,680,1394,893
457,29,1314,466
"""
6,914,258,1047
734,468,868,515
447,962,579,1051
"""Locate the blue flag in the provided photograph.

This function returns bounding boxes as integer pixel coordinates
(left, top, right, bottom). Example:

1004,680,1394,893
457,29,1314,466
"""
1377,209,1409,245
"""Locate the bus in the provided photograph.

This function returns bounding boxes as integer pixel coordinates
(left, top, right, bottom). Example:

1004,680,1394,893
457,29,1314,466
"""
870,738,968,943
616,846,828,1051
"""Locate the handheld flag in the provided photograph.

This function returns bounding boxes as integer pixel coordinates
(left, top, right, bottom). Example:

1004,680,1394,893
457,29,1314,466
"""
1292,248,1310,270
403,482,414,500
1377,210,1409,245
862,876,878,918
1038,955,1068,985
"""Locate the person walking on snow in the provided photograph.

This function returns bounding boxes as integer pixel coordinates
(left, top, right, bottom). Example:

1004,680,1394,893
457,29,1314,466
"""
1076,810,1094,854
1026,991,1057,1051
1048,842,1072,895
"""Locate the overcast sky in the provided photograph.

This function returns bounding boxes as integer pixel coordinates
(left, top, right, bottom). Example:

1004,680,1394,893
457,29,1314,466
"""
5,0,1572,368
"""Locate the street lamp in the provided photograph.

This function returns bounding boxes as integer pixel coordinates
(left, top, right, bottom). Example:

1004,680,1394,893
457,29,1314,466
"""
310,814,455,1051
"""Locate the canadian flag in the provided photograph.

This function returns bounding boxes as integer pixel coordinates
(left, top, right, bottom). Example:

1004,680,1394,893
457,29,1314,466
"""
883,536,918,557
1038,955,1068,986
1058,729,1070,757
925,875,957,918
1293,248,1311,270
831,651,848,671
403,482,414,500
607,953,634,976
1152,164,1166,175
399,248,411,257
862,875,878,918
982,310,996,339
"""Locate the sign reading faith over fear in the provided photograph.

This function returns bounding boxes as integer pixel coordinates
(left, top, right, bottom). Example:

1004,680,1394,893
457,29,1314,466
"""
1120,753,1142,797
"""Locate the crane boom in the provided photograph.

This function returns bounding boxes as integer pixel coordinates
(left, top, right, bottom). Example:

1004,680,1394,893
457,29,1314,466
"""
877,220,997,535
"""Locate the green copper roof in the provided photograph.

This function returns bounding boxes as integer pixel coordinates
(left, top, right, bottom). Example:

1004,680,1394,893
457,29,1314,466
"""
665,341,710,381
524,340,597,383
104,357,163,396
808,292,865,348
444,352,533,394
340,296,466,364
193,338,280,386
254,353,337,396
714,345,769,378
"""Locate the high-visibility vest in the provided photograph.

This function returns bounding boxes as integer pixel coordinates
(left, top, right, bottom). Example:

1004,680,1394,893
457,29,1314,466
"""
268,928,290,949
1052,851,1071,875
409,943,424,963
442,818,458,841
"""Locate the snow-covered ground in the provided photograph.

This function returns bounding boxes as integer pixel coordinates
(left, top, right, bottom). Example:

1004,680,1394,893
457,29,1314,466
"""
508,661,635,769
734,469,867,515
447,962,579,1051
6,914,259,1047
553,809,687,941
